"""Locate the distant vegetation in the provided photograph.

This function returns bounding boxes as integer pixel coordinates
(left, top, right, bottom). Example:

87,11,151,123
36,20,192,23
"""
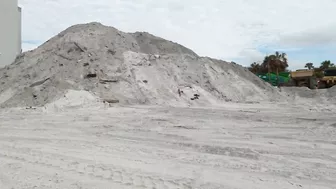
248,51,289,74
306,60,336,78
248,51,336,78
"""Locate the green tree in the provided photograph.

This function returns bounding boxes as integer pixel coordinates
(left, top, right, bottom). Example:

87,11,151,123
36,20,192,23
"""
320,60,335,69
313,68,324,78
304,62,314,70
248,62,262,74
261,51,288,73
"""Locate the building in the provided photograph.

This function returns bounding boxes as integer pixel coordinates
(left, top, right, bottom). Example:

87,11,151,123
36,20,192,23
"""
0,0,22,67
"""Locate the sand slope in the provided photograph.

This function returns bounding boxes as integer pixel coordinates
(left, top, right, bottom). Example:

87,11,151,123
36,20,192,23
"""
0,22,283,108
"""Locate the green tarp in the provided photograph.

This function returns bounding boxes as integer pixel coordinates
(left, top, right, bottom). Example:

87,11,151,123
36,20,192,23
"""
256,72,290,86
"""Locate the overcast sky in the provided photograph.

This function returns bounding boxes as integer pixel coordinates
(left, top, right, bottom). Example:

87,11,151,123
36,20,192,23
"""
19,0,336,69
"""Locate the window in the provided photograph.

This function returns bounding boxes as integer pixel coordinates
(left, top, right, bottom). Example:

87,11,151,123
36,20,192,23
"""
324,69,336,76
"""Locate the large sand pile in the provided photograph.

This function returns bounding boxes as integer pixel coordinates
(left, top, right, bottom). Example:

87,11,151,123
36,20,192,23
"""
282,86,336,103
0,22,286,108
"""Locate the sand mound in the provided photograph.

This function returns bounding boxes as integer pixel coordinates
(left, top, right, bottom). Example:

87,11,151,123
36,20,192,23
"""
0,22,284,108
279,86,336,112
282,86,336,102
44,90,99,111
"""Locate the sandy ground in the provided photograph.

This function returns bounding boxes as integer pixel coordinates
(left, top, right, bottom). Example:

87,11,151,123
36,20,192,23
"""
1,22,335,189
0,103,335,189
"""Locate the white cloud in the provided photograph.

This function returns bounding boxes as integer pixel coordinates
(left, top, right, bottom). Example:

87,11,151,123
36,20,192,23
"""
18,0,336,65
278,24,336,47
237,48,265,65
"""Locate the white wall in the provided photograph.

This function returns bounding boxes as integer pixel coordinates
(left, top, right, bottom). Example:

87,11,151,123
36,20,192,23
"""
0,0,22,67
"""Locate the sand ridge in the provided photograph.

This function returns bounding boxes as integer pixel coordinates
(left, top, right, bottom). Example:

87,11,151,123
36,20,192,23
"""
0,22,285,108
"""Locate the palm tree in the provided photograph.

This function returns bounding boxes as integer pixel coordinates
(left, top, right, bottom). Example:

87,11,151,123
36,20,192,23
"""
275,51,288,72
320,60,335,69
260,51,288,85
262,51,288,73
305,62,314,70
248,62,262,74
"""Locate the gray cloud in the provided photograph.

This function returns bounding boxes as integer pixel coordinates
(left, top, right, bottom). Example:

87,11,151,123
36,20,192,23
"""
279,24,336,47
18,0,336,66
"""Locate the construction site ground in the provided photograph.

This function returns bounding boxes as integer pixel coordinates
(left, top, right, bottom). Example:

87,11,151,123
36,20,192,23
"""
0,22,335,189
0,103,335,189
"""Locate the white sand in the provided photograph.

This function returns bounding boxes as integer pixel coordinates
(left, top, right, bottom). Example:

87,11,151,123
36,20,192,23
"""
0,22,336,188
44,90,99,112
0,103,335,189
0,22,285,108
